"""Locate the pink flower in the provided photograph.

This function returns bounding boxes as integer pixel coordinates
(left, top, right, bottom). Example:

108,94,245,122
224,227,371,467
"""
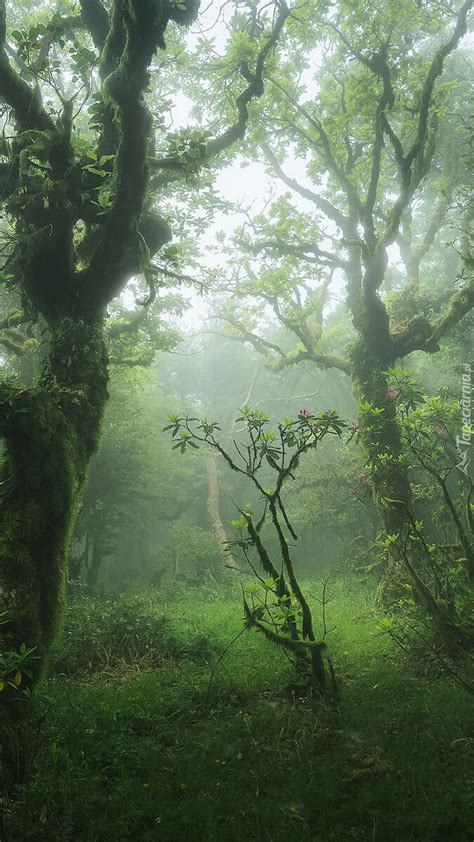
323,409,337,417
298,408,311,418
361,475,370,483
386,387,397,398
435,427,446,437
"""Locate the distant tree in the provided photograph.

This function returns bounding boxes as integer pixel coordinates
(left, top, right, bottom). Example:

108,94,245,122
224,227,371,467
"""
213,0,473,591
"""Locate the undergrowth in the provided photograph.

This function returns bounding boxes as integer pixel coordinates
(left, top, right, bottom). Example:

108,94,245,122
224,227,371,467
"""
49,592,217,676
2,579,473,841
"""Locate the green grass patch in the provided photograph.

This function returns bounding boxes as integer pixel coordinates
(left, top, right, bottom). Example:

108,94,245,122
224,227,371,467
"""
4,579,473,841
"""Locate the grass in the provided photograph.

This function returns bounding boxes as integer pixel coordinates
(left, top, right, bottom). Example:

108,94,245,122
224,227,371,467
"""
3,578,473,841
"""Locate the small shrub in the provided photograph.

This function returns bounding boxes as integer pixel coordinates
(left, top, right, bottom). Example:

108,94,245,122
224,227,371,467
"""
50,593,216,676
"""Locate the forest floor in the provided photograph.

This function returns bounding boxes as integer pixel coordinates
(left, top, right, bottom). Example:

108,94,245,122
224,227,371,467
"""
2,579,473,841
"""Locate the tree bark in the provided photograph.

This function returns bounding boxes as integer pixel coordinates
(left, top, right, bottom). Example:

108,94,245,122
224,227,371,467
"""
0,318,108,750
205,454,234,570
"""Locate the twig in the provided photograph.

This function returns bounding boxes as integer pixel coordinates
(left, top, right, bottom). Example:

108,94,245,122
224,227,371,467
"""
205,626,248,701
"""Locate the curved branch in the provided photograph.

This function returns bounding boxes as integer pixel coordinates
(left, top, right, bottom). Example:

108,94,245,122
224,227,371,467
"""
269,347,350,373
0,310,27,331
391,280,474,356
382,0,472,247
243,237,348,269
151,1,289,182
106,308,148,338
0,329,32,356
79,0,109,50
79,2,197,312
406,0,472,172
260,142,350,233
268,76,364,217
0,2,54,132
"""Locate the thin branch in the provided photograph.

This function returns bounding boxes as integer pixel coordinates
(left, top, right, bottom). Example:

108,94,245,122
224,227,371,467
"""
268,76,364,216
260,142,350,232
381,0,472,246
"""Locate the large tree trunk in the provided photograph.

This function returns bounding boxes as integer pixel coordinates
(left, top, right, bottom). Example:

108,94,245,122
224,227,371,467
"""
350,340,412,538
347,254,413,601
0,318,108,765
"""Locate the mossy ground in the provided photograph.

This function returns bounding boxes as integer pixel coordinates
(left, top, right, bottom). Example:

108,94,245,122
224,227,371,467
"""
3,579,473,841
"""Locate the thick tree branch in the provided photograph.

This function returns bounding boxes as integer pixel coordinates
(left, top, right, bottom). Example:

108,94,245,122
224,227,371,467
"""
269,346,351,373
414,196,450,265
243,236,348,269
221,312,286,358
0,309,26,331
364,47,395,243
430,280,474,342
382,0,471,247
398,196,450,291
0,329,31,356
151,0,289,183
0,2,54,132
79,0,109,51
255,289,318,351
406,0,471,172
106,308,148,339
220,309,350,373
391,280,474,356
79,1,198,312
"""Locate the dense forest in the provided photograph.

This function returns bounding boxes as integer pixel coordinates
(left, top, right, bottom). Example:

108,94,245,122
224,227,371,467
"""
0,0,473,839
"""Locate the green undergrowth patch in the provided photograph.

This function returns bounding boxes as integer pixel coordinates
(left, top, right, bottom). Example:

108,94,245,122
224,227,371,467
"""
49,592,219,676
4,579,473,841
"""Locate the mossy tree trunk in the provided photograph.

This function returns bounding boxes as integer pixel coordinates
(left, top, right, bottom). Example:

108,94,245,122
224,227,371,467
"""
0,0,288,776
0,0,201,780
345,229,416,597
0,319,109,784
0,320,108,664
350,339,412,597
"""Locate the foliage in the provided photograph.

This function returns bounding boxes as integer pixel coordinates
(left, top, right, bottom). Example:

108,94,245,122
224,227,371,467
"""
0,614,37,694
3,581,473,841
166,405,346,691
202,0,473,582
69,367,198,591
367,370,474,653
0,0,291,731
0,0,473,824
50,592,216,678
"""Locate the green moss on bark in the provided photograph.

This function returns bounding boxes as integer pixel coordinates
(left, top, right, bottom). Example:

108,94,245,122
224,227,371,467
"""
0,320,108,671
350,339,412,539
